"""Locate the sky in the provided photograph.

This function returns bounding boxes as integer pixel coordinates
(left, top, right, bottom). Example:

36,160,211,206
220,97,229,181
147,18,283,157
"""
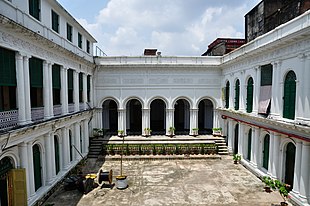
57,0,261,56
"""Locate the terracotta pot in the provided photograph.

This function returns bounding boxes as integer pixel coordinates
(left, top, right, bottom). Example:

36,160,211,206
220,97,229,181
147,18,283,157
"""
280,202,288,206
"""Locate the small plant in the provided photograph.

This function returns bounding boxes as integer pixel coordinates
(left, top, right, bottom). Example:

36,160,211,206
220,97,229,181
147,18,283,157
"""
233,154,241,163
118,130,125,137
212,128,222,136
274,179,290,205
192,128,199,136
262,176,275,192
168,126,175,137
144,128,152,136
93,128,103,137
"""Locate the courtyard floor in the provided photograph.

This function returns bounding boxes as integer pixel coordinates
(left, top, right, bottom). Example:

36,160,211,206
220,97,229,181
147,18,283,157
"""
44,156,287,206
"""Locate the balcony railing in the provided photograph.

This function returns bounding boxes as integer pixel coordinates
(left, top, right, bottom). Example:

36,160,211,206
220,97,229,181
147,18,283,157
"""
53,105,62,116
79,103,85,111
31,107,44,121
0,110,18,130
68,104,75,113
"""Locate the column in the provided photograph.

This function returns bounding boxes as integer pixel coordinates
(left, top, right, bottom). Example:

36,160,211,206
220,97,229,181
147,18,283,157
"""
228,119,234,153
238,123,244,157
44,133,53,184
250,127,257,167
43,61,51,119
27,142,35,197
270,62,279,117
61,127,69,169
239,71,245,112
268,132,274,175
166,108,174,135
229,80,234,110
82,73,87,110
48,63,54,117
253,66,260,114
303,55,310,120
292,141,302,195
253,127,260,168
23,55,32,123
15,52,26,124
74,122,81,160
18,143,30,198
73,70,79,112
298,143,310,203
83,119,89,154
118,109,126,135
189,109,198,135
272,132,280,178
89,76,93,107
60,66,68,114
142,108,150,136
275,61,282,118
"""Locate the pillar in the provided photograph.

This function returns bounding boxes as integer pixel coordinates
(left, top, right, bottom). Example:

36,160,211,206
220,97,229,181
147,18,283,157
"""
303,55,310,120
48,63,54,117
82,73,87,110
15,52,26,124
83,119,89,154
272,133,280,178
239,71,245,112
190,109,198,135
23,55,32,123
60,66,68,114
238,123,245,157
253,127,260,168
118,109,126,135
166,108,174,135
253,66,260,114
43,61,51,119
298,143,310,203
142,108,150,135
250,127,257,167
228,119,234,153
61,127,70,169
73,70,79,112
18,143,30,198
270,62,280,117
292,141,302,195
27,142,35,197
74,122,81,160
89,76,93,107
44,132,53,184
268,132,275,176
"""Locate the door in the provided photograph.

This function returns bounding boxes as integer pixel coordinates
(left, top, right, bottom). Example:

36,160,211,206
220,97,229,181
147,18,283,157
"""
234,124,239,154
54,136,60,175
33,144,42,191
263,135,270,170
285,142,296,189
247,130,252,161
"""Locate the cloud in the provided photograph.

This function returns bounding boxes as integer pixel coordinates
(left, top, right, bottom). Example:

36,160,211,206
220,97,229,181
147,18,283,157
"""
77,0,260,56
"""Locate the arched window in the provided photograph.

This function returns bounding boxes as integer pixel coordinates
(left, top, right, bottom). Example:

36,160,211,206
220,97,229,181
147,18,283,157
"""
283,71,296,120
33,144,42,191
246,77,254,113
69,130,73,162
234,80,240,110
225,81,230,109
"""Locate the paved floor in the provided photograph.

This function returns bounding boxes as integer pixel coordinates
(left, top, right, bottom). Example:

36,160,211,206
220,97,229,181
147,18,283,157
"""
44,156,286,206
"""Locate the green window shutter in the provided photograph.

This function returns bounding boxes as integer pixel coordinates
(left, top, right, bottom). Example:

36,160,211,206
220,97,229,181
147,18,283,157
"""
29,57,43,88
67,69,73,90
261,64,273,86
78,33,82,48
0,47,16,86
263,135,270,170
29,0,40,20
79,73,83,91
246,77,254,113
52,64,61,89
51,10,59,33
87,75,90,91
225,81,230,109
283,71,296,120
67,23,72,42
234,80,240,110
247,130,252,161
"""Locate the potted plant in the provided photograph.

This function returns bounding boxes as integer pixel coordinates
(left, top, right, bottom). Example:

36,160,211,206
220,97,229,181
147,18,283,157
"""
192,128,199,137
233,154,241,164
118,130,125,137
274,180,290,206
168,126,175,137
144,128,152,137
93,128,103,137
262,176,275,193
212,128,222,136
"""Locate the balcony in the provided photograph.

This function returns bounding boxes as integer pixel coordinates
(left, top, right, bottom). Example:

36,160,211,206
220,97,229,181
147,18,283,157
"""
31,107,44,121
68,104,75,113
0,110,18,131
53,105,62,116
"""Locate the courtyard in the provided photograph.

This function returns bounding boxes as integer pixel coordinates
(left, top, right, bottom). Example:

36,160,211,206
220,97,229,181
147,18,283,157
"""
44,156,286,206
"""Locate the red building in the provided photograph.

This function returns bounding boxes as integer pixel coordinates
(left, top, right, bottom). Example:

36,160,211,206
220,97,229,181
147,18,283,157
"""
201,38,246,56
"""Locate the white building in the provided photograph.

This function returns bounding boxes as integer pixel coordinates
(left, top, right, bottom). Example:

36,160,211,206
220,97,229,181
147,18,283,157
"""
0,0,309,206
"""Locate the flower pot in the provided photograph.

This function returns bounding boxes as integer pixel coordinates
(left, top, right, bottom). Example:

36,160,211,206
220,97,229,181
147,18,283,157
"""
264,186,271,193
116,175,128,189
280,202,288,206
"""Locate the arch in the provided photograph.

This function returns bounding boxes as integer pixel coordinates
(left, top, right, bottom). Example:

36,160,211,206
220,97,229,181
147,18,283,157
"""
246,77,254,113
198,99,214,134
150,99,166,135
234,79,240,110
247,129,252,161
234,124,239,154
126,99,142,135
102,99,118,135
147,96,169,109
196,96,217,109
0,156,15,206
172,96,193,109
283,70,296,120
284,142,296,189
33,144,42,191
98,96,120,108
54,135,60,175
123,96,144,109
262,134,270,170
225,81,230,109
174,98,190,135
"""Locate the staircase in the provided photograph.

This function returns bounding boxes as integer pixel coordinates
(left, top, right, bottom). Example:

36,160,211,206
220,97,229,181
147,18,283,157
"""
88,136,106,158
214,137,229,155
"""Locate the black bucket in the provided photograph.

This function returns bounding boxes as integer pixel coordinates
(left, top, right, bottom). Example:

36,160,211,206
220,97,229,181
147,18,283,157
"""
98,169,113,184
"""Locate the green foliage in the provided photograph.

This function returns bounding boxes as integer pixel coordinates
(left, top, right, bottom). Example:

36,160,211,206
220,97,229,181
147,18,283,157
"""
262,176,290,201
233,154,241,161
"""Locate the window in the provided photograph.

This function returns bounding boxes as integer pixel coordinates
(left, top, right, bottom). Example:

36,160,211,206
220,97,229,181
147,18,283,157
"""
29,57,43,107
78,33,82,49
234,79,240,110
52,64,61,105
79,73,83,103
87,75,90,102
0,47,17,112
51,10,59,33
29,0,40,21
261,64,273,86
67,69,73,104
246,77,254,113
283,71,296,120
247,129,252,161
86,40,90,53
225,81,230,109
258,64,273,114
67,23,72,42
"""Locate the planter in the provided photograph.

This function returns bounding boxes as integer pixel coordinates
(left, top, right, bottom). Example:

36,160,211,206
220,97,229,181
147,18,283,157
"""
280,202,288,206
264,186,271,193
116,175,128,189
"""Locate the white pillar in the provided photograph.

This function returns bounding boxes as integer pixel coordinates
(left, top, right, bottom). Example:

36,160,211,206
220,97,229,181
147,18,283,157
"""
48,63,54,117
118,109,126,135
253,127,260,168
44,133,53,184
270,62,279,117
292,141,302,195
83,120,89,154
27,142,35,196
18,143,30,198
89,76,93,107
238,123,244,157
15,52,26,124
142,108,150,135
253,66,260,114
74,122,81,160
43,61,51,119
272,133,280,179
60,66,68,114
61,127,70,169
73,70,79,112
303,56,310,121
82,73,87,110
298,143,310,203
23,56,32,123
190,109,198,135
166,109,174,135
239,71,245,112
250,127,257,167
227,119,234,153
268,132,274,176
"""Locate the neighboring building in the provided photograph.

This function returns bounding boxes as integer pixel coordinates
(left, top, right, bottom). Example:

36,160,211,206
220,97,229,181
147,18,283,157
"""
1,1,310,206
245,0,310,42
0,0,95,205
201,38,246,56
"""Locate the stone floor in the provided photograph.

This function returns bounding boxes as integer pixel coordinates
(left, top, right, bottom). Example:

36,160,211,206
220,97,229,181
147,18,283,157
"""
44,156,287,206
